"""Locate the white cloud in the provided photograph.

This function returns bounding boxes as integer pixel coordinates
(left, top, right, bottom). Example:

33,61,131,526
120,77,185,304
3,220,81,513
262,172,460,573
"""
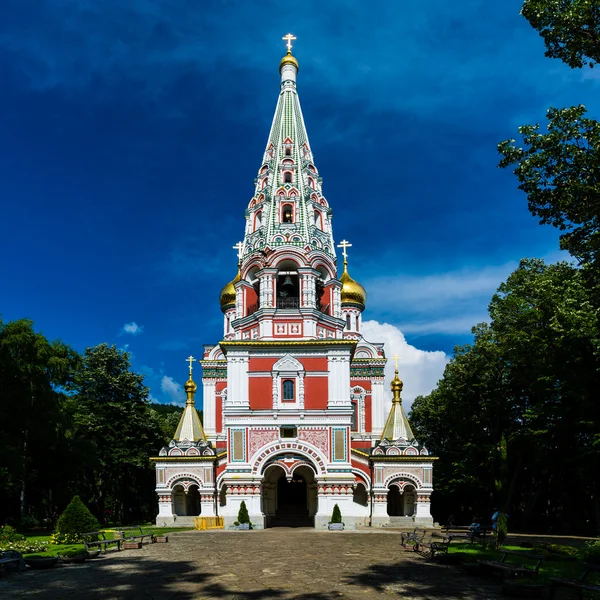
121,322,144,336
362,320,448,408
161,375,184,406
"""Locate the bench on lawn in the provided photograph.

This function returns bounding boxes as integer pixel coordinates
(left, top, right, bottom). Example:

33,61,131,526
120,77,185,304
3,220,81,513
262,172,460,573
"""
81,531,122,552
479,550,544,579
549,562,600,598
400,528,426,548
442,525,492,543
415,533,453,558
0,551,24,576
117,526,155,544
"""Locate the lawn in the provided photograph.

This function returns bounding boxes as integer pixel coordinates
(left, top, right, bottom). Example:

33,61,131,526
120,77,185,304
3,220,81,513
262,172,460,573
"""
447,541,599,584
10,526,195,558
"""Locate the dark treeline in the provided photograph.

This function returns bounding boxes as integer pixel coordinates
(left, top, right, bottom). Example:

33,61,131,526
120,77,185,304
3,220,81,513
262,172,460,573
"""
0,323,186,527
410,0,600,535
410,259,600,534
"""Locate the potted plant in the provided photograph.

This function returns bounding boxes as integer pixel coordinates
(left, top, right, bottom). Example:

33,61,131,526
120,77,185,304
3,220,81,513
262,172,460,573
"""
235,501,251,530
60,548,88,564
328,504,344,530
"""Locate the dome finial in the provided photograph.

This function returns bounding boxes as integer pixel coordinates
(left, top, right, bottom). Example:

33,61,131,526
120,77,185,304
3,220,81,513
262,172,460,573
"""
280,33,299,77
337,239,367,312
184,355,198,406
390,354,403,403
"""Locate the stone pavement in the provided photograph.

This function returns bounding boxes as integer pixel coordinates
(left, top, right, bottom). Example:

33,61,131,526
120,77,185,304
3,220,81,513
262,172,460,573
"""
0,529,504,600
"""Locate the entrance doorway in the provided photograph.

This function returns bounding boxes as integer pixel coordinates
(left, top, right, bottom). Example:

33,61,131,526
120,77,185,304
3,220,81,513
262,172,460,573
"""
262,462,317,527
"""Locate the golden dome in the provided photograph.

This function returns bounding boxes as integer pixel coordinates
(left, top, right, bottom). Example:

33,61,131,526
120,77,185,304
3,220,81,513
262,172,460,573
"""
340,260,366,311
390,369,404,401
219,268,241,313
184,376,197,395
279,51,299,73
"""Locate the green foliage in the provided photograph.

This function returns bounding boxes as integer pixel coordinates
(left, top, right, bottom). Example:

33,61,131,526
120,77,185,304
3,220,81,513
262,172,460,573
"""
521,0,600,69
537,543,580,560
331,504,342,524
237,501,250,525
410,259,600,532
583,540,600,564
495,513,508,550
0,525,24,543
51,532,81,545
55,496,100,539
498,105,600,267
19,515,40,531
0,538,49,553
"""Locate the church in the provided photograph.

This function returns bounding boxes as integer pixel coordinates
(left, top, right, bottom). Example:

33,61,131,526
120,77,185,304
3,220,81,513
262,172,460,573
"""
151,37,435,529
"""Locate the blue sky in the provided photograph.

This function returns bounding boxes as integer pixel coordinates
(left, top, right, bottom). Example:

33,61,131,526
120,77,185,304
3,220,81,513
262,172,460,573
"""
1,0,598,405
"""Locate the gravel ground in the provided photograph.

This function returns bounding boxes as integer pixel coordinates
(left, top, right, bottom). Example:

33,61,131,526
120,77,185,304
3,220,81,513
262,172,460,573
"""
0,528,505,600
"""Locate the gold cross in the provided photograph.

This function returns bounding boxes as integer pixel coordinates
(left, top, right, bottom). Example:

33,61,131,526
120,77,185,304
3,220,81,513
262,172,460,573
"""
282,33,296,53
186,355,195,377
392,354,401,370
233,241,244,261
337,239,352,260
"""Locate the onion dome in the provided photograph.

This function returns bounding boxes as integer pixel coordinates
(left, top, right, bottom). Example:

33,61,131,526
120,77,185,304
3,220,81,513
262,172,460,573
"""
380,367,414,442
279,50,299,73
340,259,366,311
219,267,241,313
174,361,206,443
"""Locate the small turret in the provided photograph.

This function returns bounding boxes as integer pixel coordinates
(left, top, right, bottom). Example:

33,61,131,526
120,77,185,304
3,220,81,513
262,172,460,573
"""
380,364,414,443
173,356,207,443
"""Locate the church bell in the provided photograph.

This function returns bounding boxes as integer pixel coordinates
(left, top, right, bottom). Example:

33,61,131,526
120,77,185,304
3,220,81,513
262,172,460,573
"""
281,275,295,292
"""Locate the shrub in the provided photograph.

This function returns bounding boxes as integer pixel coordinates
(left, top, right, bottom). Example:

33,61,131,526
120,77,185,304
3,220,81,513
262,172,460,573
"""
19,515,40,531
0,525,24,543
237,501,250,525
583,540,600,565
51,532,81,545
330,504,342,524
55,496,100,542
537,543,580,561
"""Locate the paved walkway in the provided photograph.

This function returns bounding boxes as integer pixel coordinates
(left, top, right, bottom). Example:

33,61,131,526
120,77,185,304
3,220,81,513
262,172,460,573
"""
0,529,504,600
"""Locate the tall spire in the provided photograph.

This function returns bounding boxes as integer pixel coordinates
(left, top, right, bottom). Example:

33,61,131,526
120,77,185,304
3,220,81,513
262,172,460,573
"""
380,360,414,442
241,35,335,262
173,356,206,443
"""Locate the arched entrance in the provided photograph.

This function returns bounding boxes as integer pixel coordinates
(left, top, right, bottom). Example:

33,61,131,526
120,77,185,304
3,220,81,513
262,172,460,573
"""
172,483,201,517
387,483,416,517
262,462,317,527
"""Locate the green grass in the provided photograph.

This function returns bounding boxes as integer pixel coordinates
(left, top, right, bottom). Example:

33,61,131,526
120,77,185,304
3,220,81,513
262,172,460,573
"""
18,526,194,557
448,541,600,584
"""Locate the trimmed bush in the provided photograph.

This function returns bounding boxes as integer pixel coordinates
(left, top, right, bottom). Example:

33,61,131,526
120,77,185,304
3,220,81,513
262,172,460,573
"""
331,504,342,524
55,496,100,542
583,540,600,565
0,525,24,543
237,501,250,525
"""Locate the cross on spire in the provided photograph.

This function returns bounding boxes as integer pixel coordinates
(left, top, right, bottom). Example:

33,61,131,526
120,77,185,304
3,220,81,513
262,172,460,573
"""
233,242,244,261
392,354,401,371
282,33,296,53
337,239,352,261
186,355,195,377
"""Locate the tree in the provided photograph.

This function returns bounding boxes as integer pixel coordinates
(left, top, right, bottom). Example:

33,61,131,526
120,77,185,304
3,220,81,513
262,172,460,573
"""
411,259,600,533
521,0,600,69
0,318,79,523
237,500,250,525
55,495,100,541
498,106,600,267
69,343,165,524
330,504,342,524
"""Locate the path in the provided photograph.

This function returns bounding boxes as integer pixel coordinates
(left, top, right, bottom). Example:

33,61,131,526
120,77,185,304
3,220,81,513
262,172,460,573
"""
0,529,504,600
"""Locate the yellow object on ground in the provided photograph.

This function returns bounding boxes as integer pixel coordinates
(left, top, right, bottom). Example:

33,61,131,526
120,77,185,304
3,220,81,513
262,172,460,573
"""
194,516,224,530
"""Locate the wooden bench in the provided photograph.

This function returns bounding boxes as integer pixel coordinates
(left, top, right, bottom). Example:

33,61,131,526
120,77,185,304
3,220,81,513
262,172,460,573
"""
549,562,600,598
415,533,453,558
117,526,155,544
0,551,24,576
479,550,544,579
400,528,425,548
442,525,492,543
81,531,122,552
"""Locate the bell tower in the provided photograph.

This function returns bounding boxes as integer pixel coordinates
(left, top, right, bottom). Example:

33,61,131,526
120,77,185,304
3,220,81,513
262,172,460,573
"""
152,37,435,530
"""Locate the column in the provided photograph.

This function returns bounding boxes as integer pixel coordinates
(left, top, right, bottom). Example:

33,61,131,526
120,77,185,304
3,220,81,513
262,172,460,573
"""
227,352,249,407
203,379,216,438
371,379,385,435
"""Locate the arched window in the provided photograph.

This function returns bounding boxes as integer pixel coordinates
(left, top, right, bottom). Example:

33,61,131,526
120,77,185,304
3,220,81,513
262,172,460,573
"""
346,315,351,329
282,204,293,223
285,147,291,156
314,210,321,229
351,400,358,431
255,211,263,230
284,172,292,184
282,379,295,402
